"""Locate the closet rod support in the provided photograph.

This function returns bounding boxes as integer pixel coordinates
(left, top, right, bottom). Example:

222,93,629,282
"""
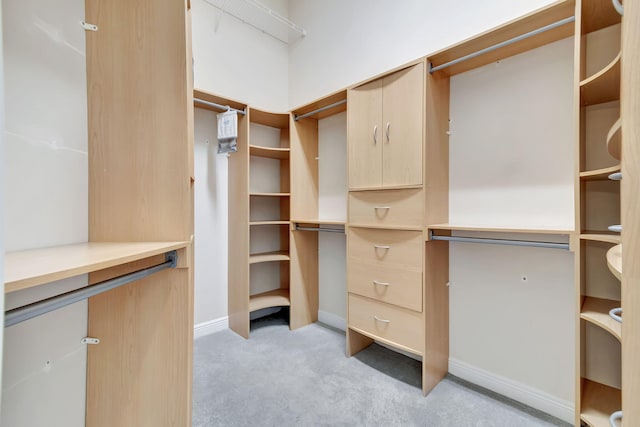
429,16,575,73
4,251,178,328
294,99,347,121
194,98,246,115
294,225,344,234
429,232,569,250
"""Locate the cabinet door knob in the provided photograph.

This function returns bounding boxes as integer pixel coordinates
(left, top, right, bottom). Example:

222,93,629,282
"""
385,122,390,142
374,206,390,210
373,280,390,287
373,125,378,145
373,244,390,250
374,316,391,323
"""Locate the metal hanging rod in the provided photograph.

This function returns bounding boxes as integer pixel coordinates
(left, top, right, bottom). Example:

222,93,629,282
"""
294,100,347,121
295,225,344,234
429,16,575,73
5,251,178,328
429,233,569,250
612,0,623,16
194,98,246,115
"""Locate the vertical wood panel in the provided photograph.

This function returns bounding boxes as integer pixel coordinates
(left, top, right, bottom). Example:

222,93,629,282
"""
290,117,319,220
85,0,194,424
621,0,640,423
228,113,251,339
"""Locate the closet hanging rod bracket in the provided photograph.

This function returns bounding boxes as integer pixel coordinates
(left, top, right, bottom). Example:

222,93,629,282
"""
4,250,179,328
429,15,575,73
428,230,570,250
80,21,98,31
294,99,347,121
194,98,246,115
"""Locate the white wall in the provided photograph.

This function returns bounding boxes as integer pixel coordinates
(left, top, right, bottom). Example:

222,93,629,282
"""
0,4,5,418
288,0,557,107
192,0,289,111
2,0,88,425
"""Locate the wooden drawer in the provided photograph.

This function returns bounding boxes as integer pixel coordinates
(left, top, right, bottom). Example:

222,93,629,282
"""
348,294,423,354
349,188,423,228
348,228,423,270
348,261,422,312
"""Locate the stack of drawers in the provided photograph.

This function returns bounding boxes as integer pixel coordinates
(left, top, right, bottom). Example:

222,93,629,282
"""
347,188,425,356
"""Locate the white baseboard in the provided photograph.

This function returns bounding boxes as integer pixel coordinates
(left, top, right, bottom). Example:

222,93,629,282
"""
194,316,229,339
318,310,346,331
449,358,574,424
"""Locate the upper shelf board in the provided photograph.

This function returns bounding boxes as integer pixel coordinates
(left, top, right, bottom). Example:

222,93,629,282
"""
249,145,290,159
5,241,189,293
193,89,247,113
291,90,347,121
580,52,621,106
250,108,289,129
427,0,575,76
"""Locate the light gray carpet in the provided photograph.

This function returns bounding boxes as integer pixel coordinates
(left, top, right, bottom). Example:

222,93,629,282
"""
193,312,570,427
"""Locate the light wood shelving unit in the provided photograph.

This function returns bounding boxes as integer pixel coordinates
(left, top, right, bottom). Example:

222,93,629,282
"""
574,0,624,424
228,107,293,338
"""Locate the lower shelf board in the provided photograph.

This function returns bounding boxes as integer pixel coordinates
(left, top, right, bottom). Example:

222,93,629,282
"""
249,289,290,312
580,297,622,341
606,244,622,281
580,378,621,427
249,251,290,264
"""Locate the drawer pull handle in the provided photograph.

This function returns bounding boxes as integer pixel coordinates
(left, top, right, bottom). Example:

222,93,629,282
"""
374,316,391,323
373,280,390,287
374,244,390,250
385,122,390,142
373,125,378,145
374,206,390,210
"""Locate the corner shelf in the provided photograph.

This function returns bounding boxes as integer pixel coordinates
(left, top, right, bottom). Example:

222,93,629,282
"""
5,241,190,293
580,297,622,341
607,244,622,280
249,144,290,160
580,378,622,427
249,288,290,312
580,52,621,106
606,118,622,161
250,192,290,197
249,250,290,264
580,164,621,181
580,233,621,244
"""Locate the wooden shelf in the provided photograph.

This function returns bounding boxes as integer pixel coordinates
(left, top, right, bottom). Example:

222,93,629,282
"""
291,90,347,120
5,241,189,293
249,251,290,264
607,118,622,161
249,109,289,129
249,288,290,312
580,164,621,181
580,378,622,426
581,297,622,341
250,192,290,197
581,0,622,34
580,233,622,244
193,88,247,113
249,145,290,159
427,0,574,76
249,221,290,226
580,52,621,106
607,244,622,281
428,223,573,235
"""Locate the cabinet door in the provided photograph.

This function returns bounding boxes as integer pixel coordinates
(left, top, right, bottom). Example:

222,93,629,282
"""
382,63,424,187
348,79,383,189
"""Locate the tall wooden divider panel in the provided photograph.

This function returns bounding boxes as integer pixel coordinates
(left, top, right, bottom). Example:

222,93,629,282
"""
85,0,195,425
621,0,640,423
